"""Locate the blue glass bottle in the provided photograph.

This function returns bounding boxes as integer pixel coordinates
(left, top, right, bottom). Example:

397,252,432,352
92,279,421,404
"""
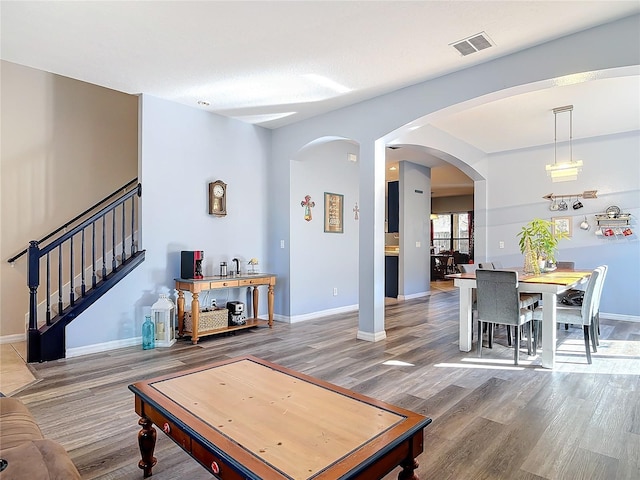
142,314,155,350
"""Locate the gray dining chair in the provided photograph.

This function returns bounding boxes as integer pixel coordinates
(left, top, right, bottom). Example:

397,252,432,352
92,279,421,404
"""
476,269,535,365
532,266,605,364
478,263,541,309
458,264,477,274
556,261,575,269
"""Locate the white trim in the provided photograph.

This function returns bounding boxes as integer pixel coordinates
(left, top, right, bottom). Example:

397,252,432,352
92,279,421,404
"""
278,304,359,324
0,333,26,344
66,337,142,358
601,313,640,323
398,291,430,301
356,330,387,342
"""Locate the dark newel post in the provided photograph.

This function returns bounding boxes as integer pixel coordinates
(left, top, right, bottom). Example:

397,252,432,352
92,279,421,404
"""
27,241,41,362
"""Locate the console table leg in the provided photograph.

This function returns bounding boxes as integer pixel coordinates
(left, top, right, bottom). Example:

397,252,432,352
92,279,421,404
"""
176,290,185,337
252,286,259,319
137,417,157,478
398,457,419,480
191,292,200,344
268,284,274,327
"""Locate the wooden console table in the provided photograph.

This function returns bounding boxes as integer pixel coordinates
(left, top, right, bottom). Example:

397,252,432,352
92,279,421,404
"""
175,274,276,344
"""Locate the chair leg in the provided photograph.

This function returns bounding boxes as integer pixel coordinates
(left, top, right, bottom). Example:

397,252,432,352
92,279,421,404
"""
565,323,569,330
477,321,483,357
583,326,592,364
532,320,538,354
506,325,512,347
514,327,520,365
526,322,533,356
590,320,598,353
595,312,600,346
488,323,494,349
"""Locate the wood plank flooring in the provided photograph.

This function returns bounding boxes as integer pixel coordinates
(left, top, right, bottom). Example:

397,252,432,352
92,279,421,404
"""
10,283,640,479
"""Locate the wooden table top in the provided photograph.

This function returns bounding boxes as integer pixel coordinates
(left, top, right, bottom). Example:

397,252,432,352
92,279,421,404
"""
448,268,592,286
129,356,431,479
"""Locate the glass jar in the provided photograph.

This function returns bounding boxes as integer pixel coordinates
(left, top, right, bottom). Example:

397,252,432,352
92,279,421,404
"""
142,315,155,350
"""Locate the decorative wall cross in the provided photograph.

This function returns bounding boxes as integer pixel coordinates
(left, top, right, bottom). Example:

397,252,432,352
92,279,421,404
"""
353,202,359,220
301,195,315,221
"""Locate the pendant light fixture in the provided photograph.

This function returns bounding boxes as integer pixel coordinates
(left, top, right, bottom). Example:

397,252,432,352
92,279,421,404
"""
545,105,583,182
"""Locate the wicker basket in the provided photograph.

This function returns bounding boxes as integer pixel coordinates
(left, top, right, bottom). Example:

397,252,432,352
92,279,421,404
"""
184,308,228,333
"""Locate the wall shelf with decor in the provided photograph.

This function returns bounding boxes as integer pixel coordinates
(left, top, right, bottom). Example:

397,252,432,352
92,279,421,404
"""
595,206,631,225
594,206,633,237
594,213,631,227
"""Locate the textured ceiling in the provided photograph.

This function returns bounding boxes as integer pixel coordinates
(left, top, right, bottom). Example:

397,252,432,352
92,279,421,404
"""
2,1,639,197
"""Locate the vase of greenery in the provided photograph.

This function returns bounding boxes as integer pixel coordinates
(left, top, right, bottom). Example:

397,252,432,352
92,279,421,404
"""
517,218,569,274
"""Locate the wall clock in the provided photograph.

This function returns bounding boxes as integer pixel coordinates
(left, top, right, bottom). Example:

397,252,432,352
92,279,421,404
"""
208,180,227,216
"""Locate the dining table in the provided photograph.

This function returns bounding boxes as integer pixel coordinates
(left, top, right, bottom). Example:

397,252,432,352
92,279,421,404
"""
448,268,592,369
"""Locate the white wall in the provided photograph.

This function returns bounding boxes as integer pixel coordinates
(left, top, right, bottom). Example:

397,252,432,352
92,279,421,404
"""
484,131,640,317
66,94,272,349
271,14,640,334
289,140,359,319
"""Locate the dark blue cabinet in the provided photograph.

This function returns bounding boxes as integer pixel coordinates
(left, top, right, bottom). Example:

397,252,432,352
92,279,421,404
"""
388,181,399,233
385,255,398,298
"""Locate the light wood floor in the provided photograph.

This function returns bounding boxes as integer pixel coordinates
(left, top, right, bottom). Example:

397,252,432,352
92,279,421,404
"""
6,282,640,479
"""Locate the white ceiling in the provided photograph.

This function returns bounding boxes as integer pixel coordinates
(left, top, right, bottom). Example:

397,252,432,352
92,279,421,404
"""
2,1,639,197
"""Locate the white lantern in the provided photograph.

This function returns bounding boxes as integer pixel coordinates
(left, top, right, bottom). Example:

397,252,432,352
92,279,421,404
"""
151,294,176,347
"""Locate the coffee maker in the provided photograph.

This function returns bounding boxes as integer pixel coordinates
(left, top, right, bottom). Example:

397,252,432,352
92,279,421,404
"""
181,251,204,279
227,301,246,326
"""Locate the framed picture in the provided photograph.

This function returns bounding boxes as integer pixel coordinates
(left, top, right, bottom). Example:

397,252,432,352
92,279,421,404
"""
552,216,572,237
324,192,344,233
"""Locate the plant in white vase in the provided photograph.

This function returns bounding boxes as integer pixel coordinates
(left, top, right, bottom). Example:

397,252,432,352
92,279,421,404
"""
517,218,569,274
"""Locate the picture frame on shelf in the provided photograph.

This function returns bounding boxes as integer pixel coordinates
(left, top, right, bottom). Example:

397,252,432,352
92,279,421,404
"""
552,216,572,238
324,192,344,233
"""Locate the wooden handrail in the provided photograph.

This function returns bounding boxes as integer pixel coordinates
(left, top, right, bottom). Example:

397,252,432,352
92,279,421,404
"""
7,178,139,264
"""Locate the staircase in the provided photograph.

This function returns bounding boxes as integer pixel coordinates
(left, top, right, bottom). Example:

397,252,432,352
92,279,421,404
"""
9,180,145,362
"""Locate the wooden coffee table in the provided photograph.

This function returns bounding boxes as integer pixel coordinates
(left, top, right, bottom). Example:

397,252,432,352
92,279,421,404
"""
128,356,431,479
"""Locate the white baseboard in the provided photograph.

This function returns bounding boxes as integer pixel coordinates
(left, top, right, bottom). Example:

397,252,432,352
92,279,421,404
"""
601,312,640,323
22,310,638,358
280,304,359,324
357,330,387,342
398,291,430,301
66,337,143,358
0,333,27,344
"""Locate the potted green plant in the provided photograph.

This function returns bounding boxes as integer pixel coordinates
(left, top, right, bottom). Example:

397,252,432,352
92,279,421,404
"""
517,218,569,274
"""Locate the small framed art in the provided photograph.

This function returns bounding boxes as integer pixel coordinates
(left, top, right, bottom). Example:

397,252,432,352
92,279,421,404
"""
324,192,344,233
552,216,572,237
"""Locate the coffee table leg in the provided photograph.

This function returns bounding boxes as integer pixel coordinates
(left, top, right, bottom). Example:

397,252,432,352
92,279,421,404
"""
398,457,419,480
137,417,157,478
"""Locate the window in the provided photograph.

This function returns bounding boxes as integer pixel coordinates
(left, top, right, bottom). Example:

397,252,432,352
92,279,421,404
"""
432,212,472,257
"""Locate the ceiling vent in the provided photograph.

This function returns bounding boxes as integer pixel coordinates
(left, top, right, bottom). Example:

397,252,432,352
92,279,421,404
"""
451,32,493,56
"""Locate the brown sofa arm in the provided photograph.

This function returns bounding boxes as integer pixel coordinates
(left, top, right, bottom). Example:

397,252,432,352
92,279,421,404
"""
0,397,81,479
0,439,81,480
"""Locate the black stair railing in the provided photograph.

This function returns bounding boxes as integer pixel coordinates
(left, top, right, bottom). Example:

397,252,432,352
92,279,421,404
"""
9,179,144,362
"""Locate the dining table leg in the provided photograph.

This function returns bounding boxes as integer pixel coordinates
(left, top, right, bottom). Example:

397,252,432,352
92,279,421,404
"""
541,292,558,368
459,285,473,352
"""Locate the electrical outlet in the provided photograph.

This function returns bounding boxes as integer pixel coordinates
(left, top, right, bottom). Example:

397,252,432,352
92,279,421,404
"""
499,241,505,249
333,287,338,296
280,240,285,248
416,241,421,247
211,299,217,308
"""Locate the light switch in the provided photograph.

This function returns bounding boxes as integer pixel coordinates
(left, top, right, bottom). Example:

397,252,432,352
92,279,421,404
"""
499,241,505,249
416,241,421,247
280,240,285,249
